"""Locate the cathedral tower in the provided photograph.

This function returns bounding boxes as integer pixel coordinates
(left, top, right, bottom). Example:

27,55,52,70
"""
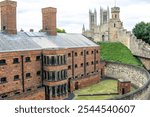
107,6,110,22
100,7,110,25
0,0,17,34
89,9,97,31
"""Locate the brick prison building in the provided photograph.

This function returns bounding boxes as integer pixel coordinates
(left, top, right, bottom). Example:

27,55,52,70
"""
0,0,101,100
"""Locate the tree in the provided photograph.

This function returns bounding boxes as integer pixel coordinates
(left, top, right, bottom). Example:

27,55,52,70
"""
56,28,66,33
39,28,66,33
132,22,150,44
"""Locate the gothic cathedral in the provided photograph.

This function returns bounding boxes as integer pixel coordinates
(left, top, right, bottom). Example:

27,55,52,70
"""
82,6,123,42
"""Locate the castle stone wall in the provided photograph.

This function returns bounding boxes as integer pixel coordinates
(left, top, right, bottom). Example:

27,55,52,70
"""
104,62,150,100
138,57,150,71
130,36,150,59
116,28,131,48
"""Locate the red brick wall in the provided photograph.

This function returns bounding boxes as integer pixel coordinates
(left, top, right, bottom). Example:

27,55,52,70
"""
118,81,131,95
0,46,101,100
23,50,42,90
70,74,100,92
10,88,45,100
67,46,100,79
42,7,57,35
0,0,17,34
0,50,42,98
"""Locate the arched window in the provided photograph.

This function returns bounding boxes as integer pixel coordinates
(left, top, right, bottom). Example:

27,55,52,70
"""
114,23,116,27
102,35,105,41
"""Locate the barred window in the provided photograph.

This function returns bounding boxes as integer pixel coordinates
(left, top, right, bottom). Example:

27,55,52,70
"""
44,56,46,64
51,56,55,65
36,56,41,61
96,50,99,53
37,71,41,76
25,57,31,62
86,62,89,66
75,52,78,56
0,59,6,65
81,63,83,67
26,73,31,78
68,53,71,57
75,64,78,68
13,58,19,64
0,77,7,84
80,51,83,56
68,65,71,70
14,75,19,81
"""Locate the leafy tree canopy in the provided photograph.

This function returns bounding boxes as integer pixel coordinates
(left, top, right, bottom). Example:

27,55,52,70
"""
39,28,66,33
132,21,150,44
56,28,66,33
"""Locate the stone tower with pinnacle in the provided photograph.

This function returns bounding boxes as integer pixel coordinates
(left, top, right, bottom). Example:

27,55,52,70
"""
108,6,123,42
100,6,110,25
89,9,97,31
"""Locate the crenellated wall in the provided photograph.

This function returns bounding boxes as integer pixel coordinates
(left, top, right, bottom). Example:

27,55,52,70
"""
116,28,150,59
115,28,150,71
104,62,150,100
117,28,131,48
130,38,150,59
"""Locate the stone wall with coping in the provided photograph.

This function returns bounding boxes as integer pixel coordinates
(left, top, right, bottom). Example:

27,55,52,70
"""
104,62,150,100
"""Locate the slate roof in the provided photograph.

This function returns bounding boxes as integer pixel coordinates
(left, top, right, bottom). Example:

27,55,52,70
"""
0,32,98,52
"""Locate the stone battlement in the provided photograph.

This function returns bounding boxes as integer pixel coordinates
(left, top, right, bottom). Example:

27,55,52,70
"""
111,7,120,12
129,33,150,59
116,27,150,59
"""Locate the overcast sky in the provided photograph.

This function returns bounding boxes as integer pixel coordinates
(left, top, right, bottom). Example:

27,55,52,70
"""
4,0,150,33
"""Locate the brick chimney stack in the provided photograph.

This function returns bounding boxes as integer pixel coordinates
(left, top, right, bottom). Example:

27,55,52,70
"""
42,7,57,36
0,0,17,34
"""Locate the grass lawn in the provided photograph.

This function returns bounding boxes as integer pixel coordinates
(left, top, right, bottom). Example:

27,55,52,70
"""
74,79,136,100
97,42,143,67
